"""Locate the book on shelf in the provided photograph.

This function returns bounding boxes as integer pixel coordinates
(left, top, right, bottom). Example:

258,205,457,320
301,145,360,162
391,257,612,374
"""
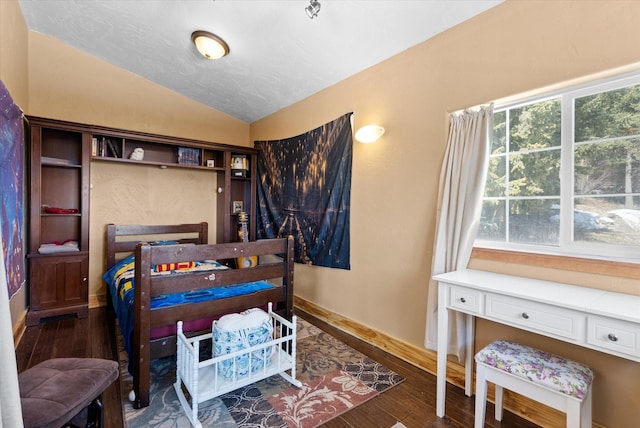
106,138,121,158
177,147,201,166
93,137,121,158
98,137,105,157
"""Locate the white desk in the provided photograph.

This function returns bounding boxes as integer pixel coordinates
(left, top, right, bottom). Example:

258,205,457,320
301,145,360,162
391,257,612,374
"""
434,269,640,418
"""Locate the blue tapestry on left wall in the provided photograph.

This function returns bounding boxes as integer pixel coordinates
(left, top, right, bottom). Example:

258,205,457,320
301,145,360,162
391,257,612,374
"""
0,80,25,299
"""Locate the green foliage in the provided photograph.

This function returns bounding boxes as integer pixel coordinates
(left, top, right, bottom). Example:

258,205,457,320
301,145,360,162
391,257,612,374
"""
510,100,561,151
574,86,640,198
481,82,640,246
575,86,640,141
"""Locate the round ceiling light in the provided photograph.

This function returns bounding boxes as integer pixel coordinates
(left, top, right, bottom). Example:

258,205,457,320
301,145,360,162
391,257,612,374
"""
305,0,321,19
191,31,229,60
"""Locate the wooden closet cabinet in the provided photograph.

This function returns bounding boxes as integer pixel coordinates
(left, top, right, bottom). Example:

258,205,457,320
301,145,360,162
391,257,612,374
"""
26,117,90,325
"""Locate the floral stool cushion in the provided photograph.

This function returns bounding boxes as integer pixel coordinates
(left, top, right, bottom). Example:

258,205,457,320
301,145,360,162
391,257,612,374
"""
475,339,593,400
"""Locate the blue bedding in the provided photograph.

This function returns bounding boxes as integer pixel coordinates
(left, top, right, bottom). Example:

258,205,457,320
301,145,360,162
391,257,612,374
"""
102,251,274,360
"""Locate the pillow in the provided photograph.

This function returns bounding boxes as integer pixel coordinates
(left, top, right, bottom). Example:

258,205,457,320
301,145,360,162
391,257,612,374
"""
215,308,270,332
102,254,134,288
102,240,178,285
145,241,197,272
153,261,196,272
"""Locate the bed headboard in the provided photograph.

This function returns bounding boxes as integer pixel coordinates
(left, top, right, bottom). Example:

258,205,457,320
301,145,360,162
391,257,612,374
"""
105,222,208,269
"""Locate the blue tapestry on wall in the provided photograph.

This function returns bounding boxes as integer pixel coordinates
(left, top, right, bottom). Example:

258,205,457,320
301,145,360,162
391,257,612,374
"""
0,80,25,299
255,113,352,270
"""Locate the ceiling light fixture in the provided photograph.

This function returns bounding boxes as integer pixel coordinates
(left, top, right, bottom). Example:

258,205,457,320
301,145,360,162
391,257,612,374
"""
305,0,321,19
191,30,229,60
355,125,385,143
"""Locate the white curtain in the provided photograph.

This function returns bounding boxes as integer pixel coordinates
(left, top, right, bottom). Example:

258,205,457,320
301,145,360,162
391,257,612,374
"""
0,223,24,427
424,105,493,361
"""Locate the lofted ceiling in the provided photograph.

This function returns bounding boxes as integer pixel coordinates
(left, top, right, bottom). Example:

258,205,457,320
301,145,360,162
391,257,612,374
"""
18,0,503,123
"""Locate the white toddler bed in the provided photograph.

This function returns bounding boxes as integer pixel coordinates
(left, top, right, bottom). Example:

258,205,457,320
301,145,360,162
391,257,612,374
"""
174,303,301,428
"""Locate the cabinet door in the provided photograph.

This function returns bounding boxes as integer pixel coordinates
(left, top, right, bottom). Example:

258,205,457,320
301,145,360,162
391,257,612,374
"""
29,254,88,310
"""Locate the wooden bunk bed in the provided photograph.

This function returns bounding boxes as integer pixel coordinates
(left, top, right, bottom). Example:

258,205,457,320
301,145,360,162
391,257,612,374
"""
104,222,295,408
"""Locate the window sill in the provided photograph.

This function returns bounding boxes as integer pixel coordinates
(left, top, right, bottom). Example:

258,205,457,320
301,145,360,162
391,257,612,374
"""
471,247,640,280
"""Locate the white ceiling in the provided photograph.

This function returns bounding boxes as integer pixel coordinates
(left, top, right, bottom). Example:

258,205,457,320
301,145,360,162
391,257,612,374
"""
18,0,503,123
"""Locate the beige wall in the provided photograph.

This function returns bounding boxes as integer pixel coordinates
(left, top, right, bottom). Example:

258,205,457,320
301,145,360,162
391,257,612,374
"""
18,30,252,305
0,0,29,327
88,162,220,300
26,32,249,145
0,0,28,107
1,0,251,319
24,33,251,299
3,0,640,426
250,1,640,427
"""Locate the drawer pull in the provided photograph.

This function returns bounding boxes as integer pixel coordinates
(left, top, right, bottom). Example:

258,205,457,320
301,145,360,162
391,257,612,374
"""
607,333,618,342
459,297,466,303
521,312,530,320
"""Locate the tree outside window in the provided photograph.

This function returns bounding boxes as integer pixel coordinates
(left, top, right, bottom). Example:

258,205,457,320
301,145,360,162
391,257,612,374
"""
477,74,640,260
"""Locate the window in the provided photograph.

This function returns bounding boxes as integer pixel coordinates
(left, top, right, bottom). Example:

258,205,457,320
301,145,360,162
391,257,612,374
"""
477,73,640,260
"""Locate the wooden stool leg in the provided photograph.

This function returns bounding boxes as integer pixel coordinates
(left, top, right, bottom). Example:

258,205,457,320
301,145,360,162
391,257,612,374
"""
494,384,504,421
474,364,488,428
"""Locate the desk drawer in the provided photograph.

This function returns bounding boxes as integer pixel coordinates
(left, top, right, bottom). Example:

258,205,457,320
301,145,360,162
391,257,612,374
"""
587,315,640,358
485,294,584,340
449,286,482,314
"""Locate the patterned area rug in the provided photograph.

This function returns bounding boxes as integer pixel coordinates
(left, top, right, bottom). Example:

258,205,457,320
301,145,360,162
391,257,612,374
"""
119,318,404,427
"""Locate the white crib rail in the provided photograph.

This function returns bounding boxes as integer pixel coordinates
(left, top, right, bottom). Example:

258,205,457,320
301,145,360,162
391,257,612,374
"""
174,303,301,428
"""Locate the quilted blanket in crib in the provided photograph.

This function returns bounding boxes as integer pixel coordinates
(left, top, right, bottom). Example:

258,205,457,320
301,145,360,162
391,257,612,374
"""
212,308,274,380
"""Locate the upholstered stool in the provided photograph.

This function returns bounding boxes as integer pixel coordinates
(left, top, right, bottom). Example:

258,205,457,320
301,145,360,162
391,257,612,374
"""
19,358,119,428
474,340,593,428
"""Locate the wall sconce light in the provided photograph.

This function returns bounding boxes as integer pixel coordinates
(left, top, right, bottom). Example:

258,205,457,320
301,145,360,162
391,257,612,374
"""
305,0,321,19
191,30,229,59
355,125,385,143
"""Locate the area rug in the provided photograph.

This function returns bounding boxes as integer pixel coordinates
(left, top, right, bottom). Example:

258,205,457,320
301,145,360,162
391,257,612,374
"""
118,318,404,427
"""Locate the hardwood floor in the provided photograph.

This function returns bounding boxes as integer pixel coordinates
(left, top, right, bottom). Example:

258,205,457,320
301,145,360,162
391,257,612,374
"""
296,309,539,428
15,307,540,428
15,308,124,428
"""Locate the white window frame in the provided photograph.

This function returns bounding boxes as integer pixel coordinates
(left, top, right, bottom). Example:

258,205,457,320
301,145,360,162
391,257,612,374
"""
475,71,640,262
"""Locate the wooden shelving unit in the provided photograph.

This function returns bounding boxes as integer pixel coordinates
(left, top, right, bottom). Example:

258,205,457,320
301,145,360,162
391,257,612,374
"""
217,150,258,244
26,117,90,325
25,116,258,324
87,122,258,243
